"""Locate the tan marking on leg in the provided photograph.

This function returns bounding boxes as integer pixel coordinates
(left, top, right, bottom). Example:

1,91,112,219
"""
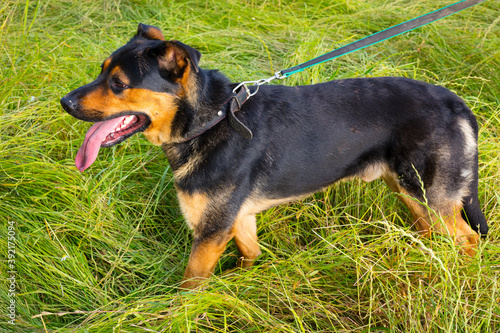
402,198,479,257
180,235,233,289
442,207,479,257
231,192,312,266
176,189,209,231
233,214,261,268
383,172,479,256
381,171,400,193
396,189,434,236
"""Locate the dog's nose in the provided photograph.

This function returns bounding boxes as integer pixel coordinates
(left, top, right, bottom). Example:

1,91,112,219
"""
60,96,77,113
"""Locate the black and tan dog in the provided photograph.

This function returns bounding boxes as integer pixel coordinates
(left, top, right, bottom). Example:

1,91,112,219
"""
61,24,488,289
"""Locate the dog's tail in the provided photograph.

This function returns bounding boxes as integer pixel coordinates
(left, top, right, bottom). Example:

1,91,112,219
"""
461,111,488,236
462,174,488,237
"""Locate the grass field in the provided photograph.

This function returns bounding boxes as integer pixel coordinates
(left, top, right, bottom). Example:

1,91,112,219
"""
1,0,499,331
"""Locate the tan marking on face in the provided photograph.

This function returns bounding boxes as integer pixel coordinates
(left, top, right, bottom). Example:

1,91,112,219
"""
159,45,199,107
101,57,112,73
177,190,210,231
110,66,131,86
79,85,179,145
178,63,199,107
141,91,179,145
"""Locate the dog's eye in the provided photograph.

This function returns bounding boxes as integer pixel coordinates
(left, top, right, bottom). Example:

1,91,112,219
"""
115,81,127,89
111,78,129,90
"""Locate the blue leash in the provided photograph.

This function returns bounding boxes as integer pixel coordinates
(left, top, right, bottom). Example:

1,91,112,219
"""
278,0,487,78
236,0,487,89
193,0,488,140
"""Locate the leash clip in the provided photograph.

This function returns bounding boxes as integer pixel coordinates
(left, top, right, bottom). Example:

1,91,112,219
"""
232,81,259,98
228,71,286,140
254,71,286,86
232,71,286,99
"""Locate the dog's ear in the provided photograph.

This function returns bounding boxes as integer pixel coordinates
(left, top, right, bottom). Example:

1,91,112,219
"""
151,40,201,79
136,23,165,41
134,25,200,76
169,41,201,73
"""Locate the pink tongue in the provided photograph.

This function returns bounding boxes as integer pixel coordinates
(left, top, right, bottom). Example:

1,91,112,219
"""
75,116,127,172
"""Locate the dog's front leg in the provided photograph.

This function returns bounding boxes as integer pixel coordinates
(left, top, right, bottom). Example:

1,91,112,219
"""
180,232,234,289
176,188,241,289
233,213,261,268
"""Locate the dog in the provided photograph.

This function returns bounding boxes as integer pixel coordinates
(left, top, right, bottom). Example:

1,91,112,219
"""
61,24,488,289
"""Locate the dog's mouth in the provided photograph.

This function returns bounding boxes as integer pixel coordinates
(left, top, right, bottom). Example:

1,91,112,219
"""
75,113,150,172
100,114,150,147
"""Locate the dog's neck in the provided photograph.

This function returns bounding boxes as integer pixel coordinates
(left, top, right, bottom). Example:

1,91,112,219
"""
161,69,234,180
184,70,233,133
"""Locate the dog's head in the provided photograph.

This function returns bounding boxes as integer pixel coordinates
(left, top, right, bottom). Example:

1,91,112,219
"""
61,24,201,171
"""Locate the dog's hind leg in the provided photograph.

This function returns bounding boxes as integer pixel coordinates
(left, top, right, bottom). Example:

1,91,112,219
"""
383,173,479,256
399,192,478,257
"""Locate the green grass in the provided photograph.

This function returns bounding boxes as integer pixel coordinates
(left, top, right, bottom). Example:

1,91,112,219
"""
1,0,499,331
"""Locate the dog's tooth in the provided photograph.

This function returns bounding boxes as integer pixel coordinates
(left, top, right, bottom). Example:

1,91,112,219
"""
111,116,135,134
118,116,133,131
123,116,133,125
